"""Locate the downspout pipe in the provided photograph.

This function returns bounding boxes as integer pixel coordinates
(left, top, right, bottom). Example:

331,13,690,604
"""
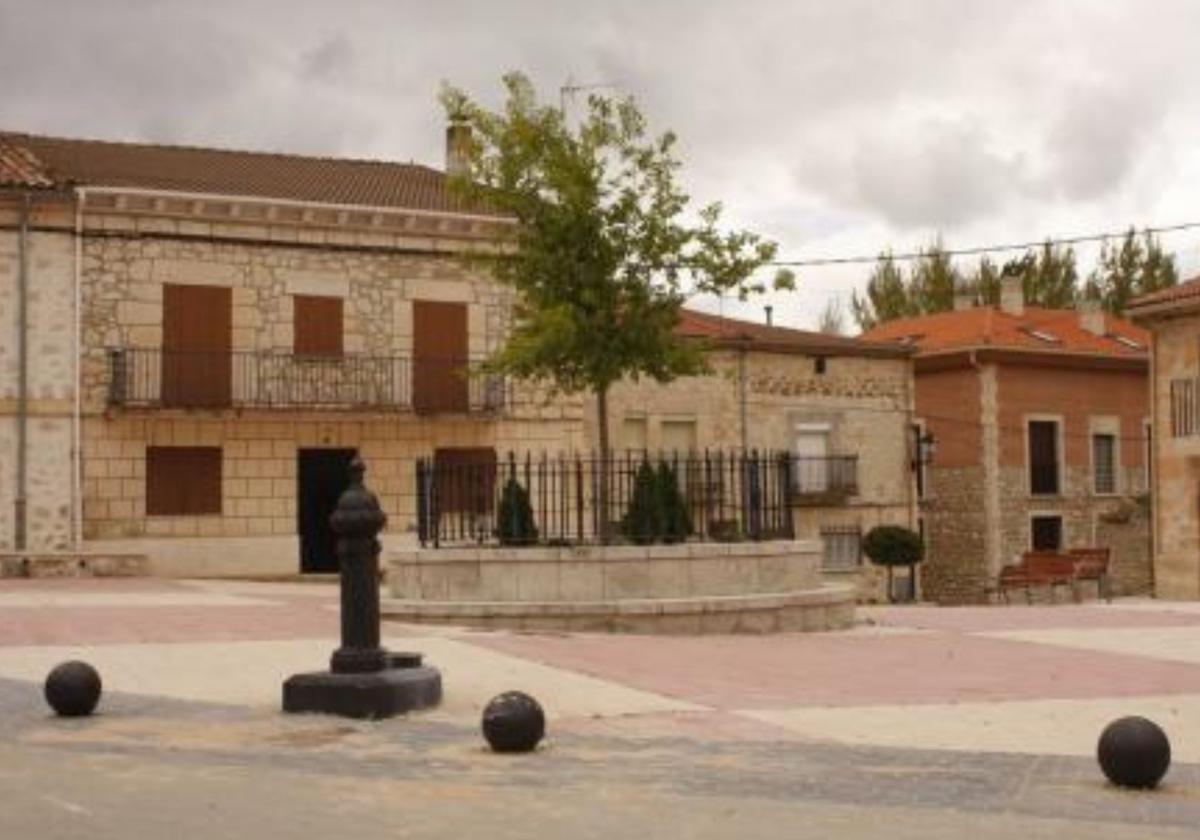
14,191,30,551
73,188,84,547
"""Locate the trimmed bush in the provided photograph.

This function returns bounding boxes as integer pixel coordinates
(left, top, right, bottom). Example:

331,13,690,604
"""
496,476,538,546
657,462,692,544
623,460,663,545
862,525,924,567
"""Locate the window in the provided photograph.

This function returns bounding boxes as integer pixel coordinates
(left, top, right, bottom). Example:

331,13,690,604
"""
814,357,827,375
413,300,469,413
794,426,830,493
1028,420,1060,495
161,284,232,408
146,447,222,515
293,295,343,356
660,419,697,454
821,526,861,572
1092,433,1117,494
1031,515,1063,551
623,417,648,452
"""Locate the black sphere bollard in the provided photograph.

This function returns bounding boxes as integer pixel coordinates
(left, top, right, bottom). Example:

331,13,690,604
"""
1097,716,1171,789
44,661,102,717
482,691,545,753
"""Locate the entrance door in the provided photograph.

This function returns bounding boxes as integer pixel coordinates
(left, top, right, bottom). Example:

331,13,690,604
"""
297,448,357,573
162,284,232,407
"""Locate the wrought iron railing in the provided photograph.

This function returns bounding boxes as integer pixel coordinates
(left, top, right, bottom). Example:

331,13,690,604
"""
105,347,506,413
1171,377,1199,437
416,449,799,547
792,455,858,499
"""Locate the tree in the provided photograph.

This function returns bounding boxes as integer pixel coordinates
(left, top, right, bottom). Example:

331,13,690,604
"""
622,460,662,545
657,461,692,544
1085,228,1178,314
442,73,782,538
496,476,538,546
817,297,846,335
861,525,924,603
850,253,909,330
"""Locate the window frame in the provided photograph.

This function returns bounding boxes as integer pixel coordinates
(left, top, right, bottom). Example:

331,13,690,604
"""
820,525,862,573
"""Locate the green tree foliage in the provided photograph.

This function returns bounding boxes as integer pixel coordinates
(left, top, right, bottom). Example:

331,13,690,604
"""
441,74,781,536
862,525,924,567
657,462,692,544
496,476,538,546
622,460,663,545
1084,228,1178,314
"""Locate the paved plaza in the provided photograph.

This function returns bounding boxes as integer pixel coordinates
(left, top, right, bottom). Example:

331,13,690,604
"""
2,578,1200,837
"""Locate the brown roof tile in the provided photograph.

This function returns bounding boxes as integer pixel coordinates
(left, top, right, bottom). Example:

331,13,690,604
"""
1127,276,1200,313
860,306,1148,358
0,131,493,214
677,308,912,358
0,136,57,188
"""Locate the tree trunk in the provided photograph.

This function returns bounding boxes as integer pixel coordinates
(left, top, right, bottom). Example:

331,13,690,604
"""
596,385,610,544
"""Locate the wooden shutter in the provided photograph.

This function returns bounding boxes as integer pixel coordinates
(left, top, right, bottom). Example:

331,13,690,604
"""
433,447,497,513
293,295,344,356
146,447,223,515
162,284,232,407
413,300,468,413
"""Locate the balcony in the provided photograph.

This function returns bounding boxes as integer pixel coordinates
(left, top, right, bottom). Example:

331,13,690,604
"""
791,455,858,504
105,348,506,413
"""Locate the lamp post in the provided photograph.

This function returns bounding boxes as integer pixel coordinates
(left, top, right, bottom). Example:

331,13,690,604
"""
283,457,441,719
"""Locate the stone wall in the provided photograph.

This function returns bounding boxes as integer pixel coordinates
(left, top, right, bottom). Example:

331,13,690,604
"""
0,207,78,551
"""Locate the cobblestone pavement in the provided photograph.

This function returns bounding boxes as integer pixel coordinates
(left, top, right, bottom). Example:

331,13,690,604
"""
2,578,1200,838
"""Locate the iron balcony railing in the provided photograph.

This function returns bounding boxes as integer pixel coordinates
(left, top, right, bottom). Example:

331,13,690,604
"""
1171,377,1200,437
417,449,798,548
106,347,507,413
791,455,858,500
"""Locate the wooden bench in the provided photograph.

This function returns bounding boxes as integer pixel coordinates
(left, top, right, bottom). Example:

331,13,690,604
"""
994,548,1111,603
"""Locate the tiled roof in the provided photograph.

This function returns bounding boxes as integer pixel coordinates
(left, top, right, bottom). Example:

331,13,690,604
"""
860,306,1148,358
1127,276,1200,313
0,136,57,188
0,131,491,214
677,308,912,358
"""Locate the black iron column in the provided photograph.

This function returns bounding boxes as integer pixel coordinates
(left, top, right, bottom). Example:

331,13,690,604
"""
330,458,387,674
283,457,441,719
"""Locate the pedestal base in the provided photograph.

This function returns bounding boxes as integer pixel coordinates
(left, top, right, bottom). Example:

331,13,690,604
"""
282,665,442,719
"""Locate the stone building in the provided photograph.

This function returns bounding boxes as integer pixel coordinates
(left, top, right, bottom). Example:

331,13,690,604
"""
604,308,918,597
0,130,583,576
863,279,1152,603
1128,277,1200,598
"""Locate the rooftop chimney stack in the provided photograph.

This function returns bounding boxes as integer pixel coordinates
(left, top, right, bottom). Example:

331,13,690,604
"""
445,120,472,178
764,305,773,326
953,289,975,312
1079,297,1106,336
1000,275,1024,316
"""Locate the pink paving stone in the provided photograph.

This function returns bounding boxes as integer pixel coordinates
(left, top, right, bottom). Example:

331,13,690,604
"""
862,604,1200,633
469,629,1200,709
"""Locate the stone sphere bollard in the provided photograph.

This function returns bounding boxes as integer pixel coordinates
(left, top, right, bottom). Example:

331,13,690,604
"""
1097,716,1171,789
44,661,102,717
482,691,545,753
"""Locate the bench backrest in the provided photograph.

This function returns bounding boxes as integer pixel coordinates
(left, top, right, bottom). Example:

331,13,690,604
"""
1068,547,1110,572
1021,551,1078,579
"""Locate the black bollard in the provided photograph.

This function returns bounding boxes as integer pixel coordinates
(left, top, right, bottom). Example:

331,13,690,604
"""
45,661,102,717
283,457,441,719
482,691,545,753
1097,716,1170,789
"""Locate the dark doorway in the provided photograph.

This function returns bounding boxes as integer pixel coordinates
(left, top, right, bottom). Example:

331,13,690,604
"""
298,448,357,573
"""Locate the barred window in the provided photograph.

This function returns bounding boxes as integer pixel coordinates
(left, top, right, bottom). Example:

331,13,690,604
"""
1092,433,1116,494
821,526,861,572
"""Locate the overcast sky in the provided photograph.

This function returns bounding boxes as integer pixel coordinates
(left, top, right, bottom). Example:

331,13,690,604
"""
3,0,1198,330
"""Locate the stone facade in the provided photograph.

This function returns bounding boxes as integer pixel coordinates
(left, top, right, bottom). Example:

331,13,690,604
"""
918,358,1150,603
602,347,917,600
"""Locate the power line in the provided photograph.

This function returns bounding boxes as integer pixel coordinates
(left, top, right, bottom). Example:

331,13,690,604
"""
755,220,1200,270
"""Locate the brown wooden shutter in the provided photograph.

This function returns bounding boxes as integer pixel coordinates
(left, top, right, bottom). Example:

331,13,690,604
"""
433,447,497,513
413,300,468,412
293,295,344,356
146,447,223,515
162,284,232,407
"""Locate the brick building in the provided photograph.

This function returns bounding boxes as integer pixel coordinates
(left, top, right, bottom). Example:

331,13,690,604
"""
1128,277,1200,598
863,279,1152,603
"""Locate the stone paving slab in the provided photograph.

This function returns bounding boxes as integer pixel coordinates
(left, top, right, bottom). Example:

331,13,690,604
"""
982,625,1200,666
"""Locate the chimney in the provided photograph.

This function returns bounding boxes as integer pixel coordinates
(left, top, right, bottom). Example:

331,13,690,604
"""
445,120,472,178
1000,275,1024,316
764,305,773,326
1079,297,1106,336
953,290,975,312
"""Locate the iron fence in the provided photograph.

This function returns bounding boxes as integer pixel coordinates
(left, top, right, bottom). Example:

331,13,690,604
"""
106,347,506,413
416,449,804,547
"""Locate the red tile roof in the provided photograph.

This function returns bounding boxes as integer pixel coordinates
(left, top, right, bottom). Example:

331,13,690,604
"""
1127,276,1200,313
860,306,1148,358
678,308,912,358
0,131,492,214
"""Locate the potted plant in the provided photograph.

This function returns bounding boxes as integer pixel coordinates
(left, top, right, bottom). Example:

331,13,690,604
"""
862,525,924,603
